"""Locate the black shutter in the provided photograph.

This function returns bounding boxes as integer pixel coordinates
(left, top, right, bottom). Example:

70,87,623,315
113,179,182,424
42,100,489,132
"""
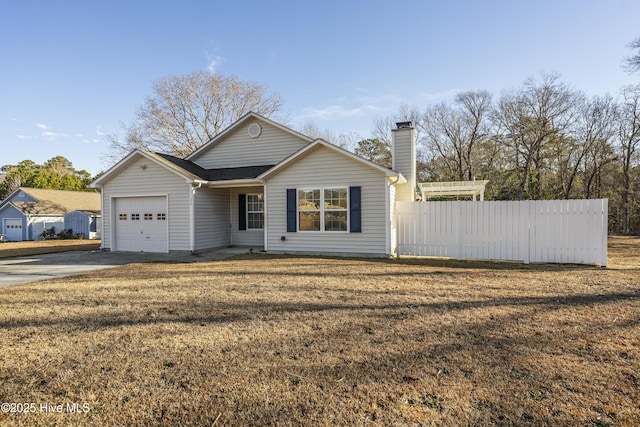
238,194,246,230
286,189,297,232
349,186,361,233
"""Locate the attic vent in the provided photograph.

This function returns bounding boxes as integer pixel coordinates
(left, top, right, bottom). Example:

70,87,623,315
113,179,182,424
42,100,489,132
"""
18,191,25,198
248,123,262,138
396,121,413,129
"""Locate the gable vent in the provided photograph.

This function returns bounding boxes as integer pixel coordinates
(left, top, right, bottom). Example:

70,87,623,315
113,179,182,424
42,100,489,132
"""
248,123,262,138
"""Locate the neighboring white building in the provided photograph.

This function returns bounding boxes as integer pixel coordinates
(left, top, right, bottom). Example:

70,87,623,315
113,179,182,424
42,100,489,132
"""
91,112,418,256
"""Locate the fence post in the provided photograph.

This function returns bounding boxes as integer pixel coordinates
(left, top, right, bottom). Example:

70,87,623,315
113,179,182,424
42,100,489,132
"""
601,199,608,267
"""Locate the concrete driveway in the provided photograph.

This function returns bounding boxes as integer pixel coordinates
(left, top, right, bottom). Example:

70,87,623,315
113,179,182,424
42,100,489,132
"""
0,247,254,289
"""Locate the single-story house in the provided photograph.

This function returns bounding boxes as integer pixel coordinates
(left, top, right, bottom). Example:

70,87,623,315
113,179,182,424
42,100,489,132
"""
0,187,101,241
90,112,418,256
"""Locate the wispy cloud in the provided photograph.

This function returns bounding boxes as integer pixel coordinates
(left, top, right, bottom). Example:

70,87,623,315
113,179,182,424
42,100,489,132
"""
41,130,68,140
296,94,399,121
95,126,105,136
207,55,224,73
204,46,225,73
36,123,49,130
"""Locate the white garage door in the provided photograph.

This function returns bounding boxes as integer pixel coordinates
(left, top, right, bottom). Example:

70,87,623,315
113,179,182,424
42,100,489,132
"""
114,197,168,253
4,219,23,241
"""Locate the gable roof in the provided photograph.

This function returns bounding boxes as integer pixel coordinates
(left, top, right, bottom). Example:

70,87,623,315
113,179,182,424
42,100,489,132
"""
91,149,207,188
91,149,276,188
2,187,100,215
258,138,406,182
185,111,313,161
90,115,404,189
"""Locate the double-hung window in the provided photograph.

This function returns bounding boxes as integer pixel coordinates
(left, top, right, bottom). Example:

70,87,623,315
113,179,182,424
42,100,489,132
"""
323,188,348,231
298,189,321,231
247,194,264,229
298,188,348,232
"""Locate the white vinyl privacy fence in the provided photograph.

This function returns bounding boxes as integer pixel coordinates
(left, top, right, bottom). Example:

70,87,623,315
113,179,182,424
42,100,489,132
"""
396,199,608,266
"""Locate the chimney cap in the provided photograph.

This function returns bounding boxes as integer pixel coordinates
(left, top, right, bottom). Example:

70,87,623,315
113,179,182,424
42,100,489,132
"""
395,121,413,129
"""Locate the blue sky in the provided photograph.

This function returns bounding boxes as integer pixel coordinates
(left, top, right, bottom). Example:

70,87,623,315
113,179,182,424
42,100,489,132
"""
1,0,639,176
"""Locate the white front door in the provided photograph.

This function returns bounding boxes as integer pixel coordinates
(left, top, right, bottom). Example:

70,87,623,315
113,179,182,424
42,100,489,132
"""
4,218,23,241
114,197,168,253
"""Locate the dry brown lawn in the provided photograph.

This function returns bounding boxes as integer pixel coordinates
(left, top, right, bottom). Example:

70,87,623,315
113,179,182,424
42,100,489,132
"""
0,240,101,258
0,237,638,426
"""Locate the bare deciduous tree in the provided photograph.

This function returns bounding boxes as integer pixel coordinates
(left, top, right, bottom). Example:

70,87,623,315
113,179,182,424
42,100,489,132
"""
298,120,360,152
575,95,619,199
371,103,423,148
623,36,640,74
370,103,424,177
494,73,581,199
618,84,640,233
421,90,493,181
107,72,282,161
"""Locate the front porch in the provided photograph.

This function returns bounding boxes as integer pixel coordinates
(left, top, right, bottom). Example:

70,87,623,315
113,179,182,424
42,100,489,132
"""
192,184,265,252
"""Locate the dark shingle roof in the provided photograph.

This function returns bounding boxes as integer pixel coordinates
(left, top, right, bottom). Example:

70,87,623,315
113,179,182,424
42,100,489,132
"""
155,153,274,181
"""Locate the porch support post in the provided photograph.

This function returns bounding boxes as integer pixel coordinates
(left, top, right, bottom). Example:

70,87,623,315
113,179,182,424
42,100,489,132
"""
263,184,268,251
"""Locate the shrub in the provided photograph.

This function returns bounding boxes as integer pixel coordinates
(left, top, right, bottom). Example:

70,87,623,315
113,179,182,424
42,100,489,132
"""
39,227,56,240
56,229,73,240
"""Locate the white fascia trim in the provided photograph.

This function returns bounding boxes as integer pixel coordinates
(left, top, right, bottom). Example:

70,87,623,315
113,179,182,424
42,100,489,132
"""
206,179,265,188
0,188,23,209
90,150,201,188
258,139,400,180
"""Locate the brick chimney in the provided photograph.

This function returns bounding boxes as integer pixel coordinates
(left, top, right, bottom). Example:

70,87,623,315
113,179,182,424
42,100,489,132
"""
392,121,416,201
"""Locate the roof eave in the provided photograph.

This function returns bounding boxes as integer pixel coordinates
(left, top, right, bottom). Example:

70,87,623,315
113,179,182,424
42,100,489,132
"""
390,173,407,185
259,139,397,180
205,178,265,188
90,150,203,188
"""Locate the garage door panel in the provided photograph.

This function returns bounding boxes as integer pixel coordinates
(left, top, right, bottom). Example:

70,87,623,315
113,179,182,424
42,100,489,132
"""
114,197,167,253
4,219,23,242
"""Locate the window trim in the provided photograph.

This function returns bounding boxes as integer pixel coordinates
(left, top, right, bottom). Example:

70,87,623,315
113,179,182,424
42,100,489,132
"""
246,193,264,230
297,186,349,233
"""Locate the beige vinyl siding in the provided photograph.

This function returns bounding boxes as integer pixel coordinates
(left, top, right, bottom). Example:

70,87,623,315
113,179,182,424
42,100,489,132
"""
193,188,230,251
265,145,388,255
191,121,309,169
392,128,416,202
101,157,191,251
230,187,265,247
